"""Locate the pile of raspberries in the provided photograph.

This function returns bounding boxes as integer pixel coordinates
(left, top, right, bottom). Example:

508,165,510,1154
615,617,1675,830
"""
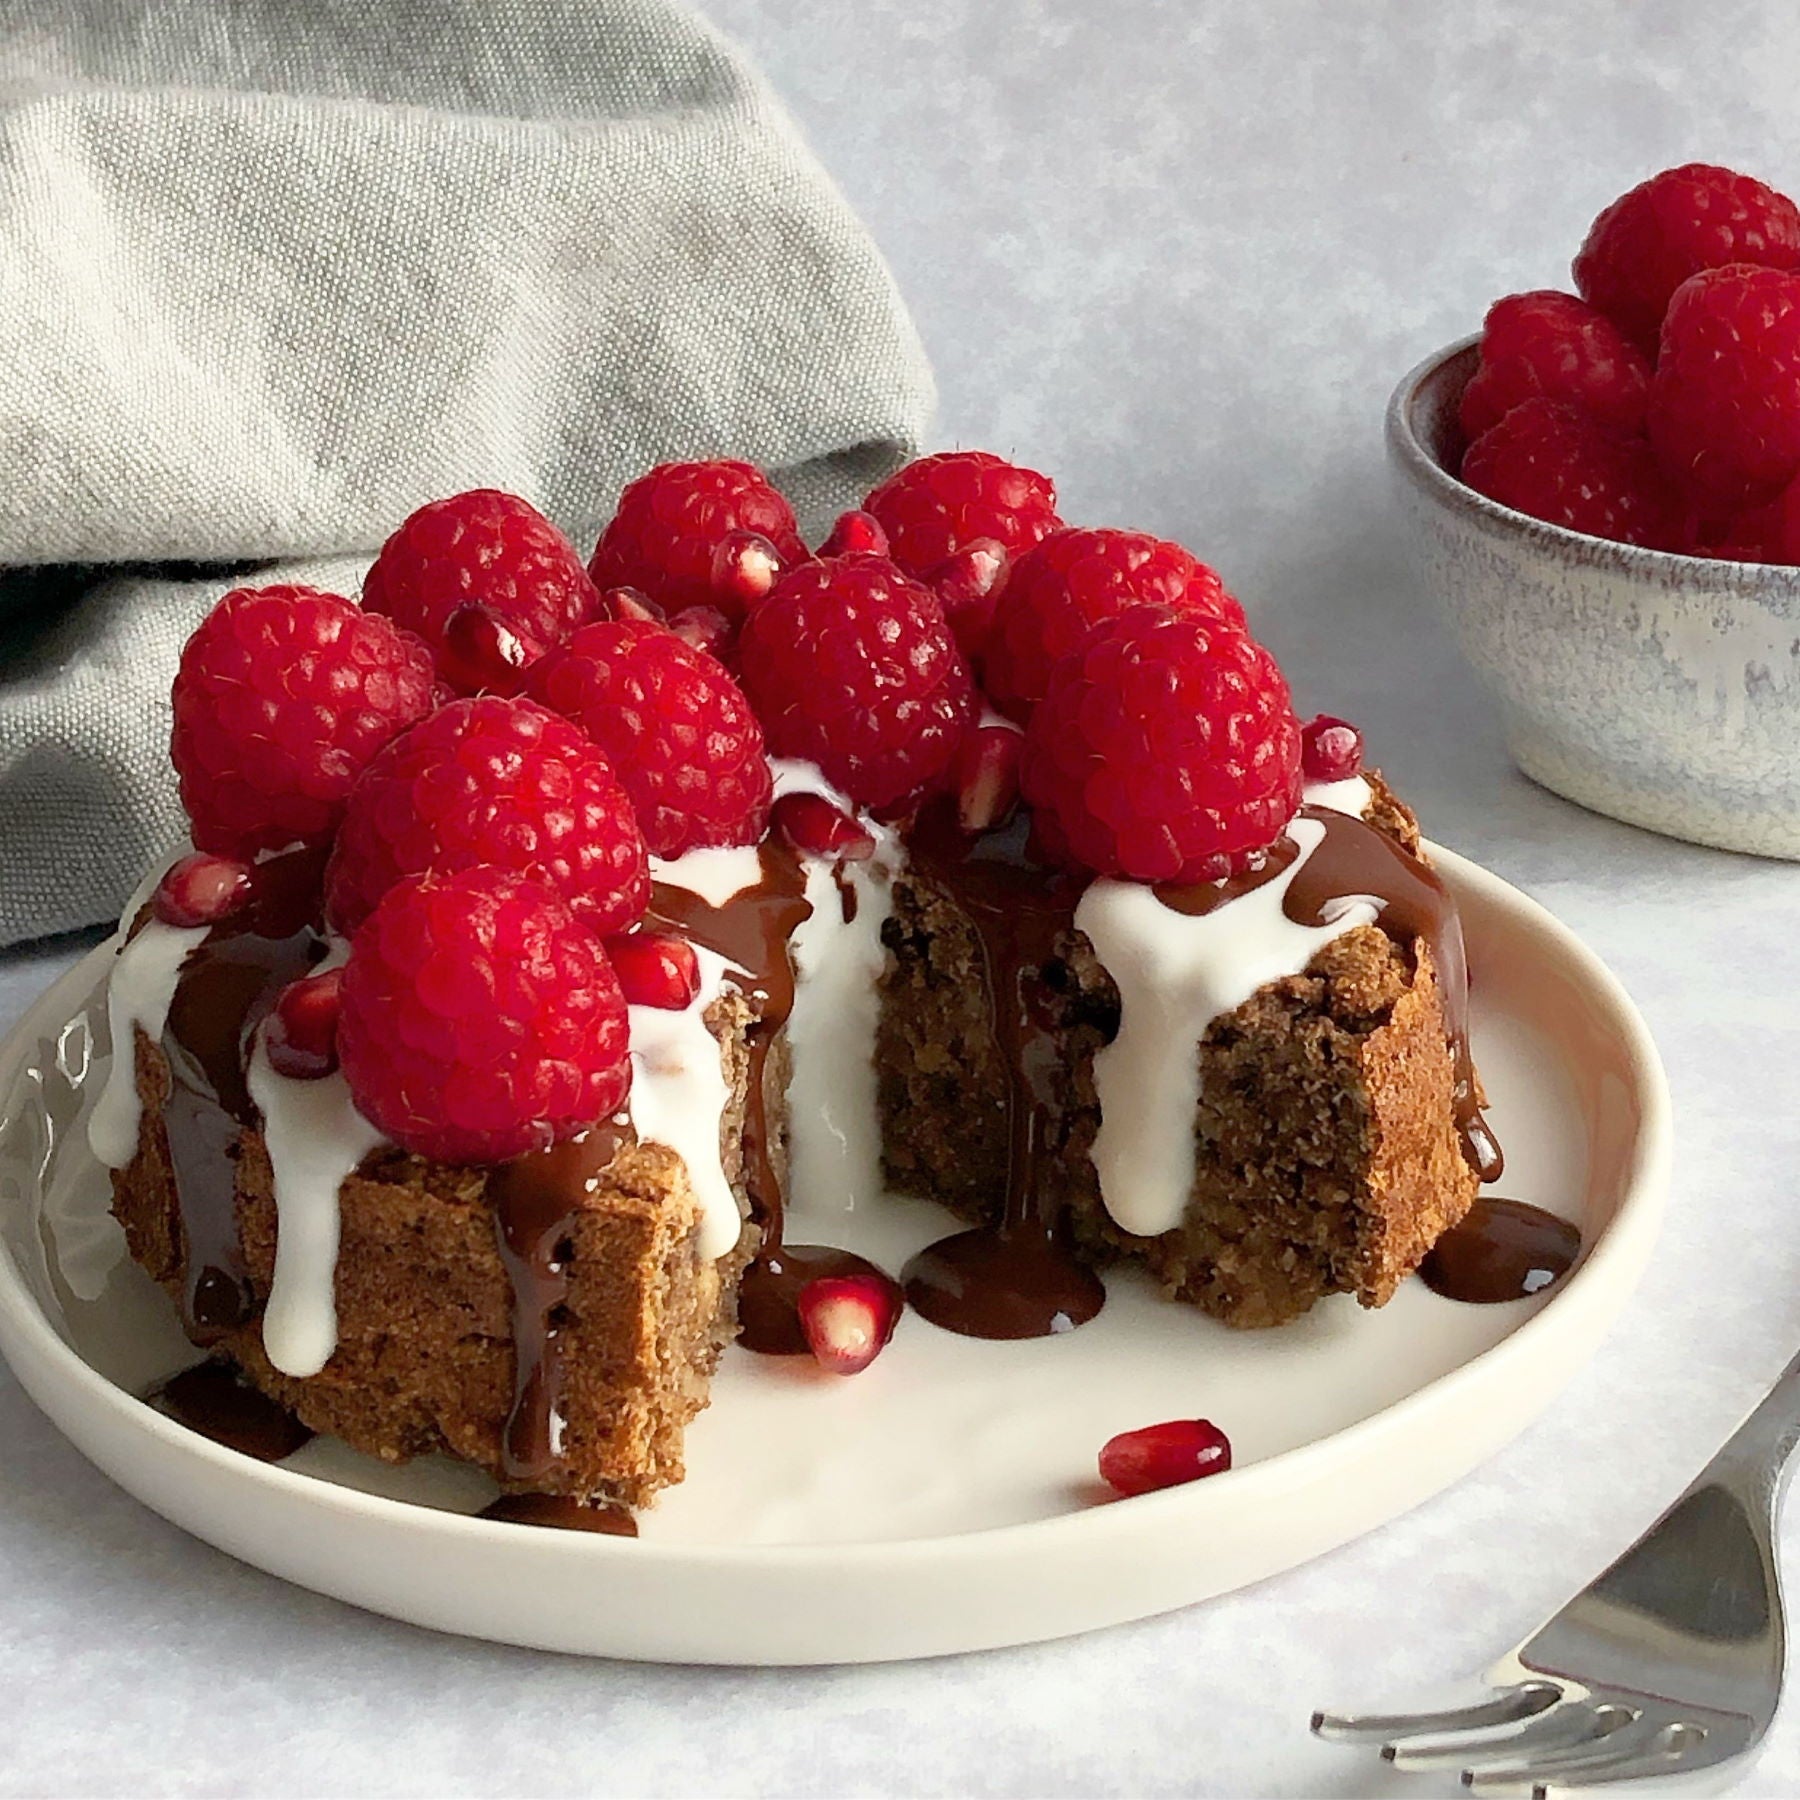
1456,162,1800,560
161,454,1352,1165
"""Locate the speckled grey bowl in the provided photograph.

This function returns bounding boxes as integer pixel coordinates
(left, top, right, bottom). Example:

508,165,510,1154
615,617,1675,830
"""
1387,336,1800,859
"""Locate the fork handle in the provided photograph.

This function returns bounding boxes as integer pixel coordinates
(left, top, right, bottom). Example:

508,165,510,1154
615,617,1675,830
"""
1697,1345,1800,1517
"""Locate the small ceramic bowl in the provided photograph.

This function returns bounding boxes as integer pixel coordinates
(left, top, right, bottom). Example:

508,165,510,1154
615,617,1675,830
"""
1386,336,1800,860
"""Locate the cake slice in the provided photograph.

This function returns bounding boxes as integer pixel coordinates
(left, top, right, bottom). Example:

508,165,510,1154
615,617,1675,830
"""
91,457,1505,1518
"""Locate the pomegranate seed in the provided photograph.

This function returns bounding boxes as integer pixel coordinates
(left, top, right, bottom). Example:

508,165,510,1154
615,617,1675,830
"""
438,603,535,696
952,723,1022,834
925,537,1007,659
797,1274,899,1375
770,790,876,862
152,852,256,928
819,509,888,557
667,604,735,662
602,585,665,624
1301,714,1364,784
1098,1419,1232,1497
711,530,783,612
606,931,701,1010
263,967,344,1080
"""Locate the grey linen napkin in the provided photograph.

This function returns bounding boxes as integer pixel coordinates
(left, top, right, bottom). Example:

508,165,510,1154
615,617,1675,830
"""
0,0,934,947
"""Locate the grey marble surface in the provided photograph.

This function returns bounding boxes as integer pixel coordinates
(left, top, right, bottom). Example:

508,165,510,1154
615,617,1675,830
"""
5,3,1800,1795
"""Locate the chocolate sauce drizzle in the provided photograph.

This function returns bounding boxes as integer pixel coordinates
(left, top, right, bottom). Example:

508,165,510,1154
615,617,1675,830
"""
645,842,812,1241
487,1120,635,1483
1421,1196,1580,1303
897,802,1106,1340
1282,806,1503,1183
477,1493,638,1535
155,847,329,1341
144,1359,314,1461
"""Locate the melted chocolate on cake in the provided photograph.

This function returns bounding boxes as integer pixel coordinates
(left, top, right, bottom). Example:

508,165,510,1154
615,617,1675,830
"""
898,800,1105,1340
155,846,330,1340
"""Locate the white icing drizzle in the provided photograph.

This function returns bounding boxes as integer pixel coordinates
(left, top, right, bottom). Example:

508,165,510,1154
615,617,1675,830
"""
248,1012,387,1379
625,940,744,1262
88,853,205,1170
784,841,900,1226
635,761,904,1252
1077,779,1377,1241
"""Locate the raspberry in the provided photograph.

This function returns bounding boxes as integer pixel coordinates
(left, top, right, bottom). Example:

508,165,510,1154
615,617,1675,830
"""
362,490,599,688
1019,606,1300,883
737,554,977,815
171,585,436,857
325,696,648,936
1574,163,1800,354
983,528,1248,723
1648,264,1800,510
589,460,806,620
524,619,771,857
338,867,630,1166
1460,398,1674,546
862,450,1061,579
1459,291,1651,440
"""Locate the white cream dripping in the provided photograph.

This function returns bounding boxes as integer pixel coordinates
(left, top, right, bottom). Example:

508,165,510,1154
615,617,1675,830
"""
1076,778,1374,1240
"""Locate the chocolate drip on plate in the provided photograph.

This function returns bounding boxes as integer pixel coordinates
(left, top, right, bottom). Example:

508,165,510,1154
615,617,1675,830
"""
487,1120,634,1485
144,1358,314,1461
156,847,329,1340
478,1493,638,1535
899,802,1105,1340
1283,806,1503,1183
1421,1196,1580,1303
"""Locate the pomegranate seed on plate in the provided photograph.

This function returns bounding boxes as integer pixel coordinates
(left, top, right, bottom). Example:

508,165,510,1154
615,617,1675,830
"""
1098,1418,1232,1496
797,1274,899,1375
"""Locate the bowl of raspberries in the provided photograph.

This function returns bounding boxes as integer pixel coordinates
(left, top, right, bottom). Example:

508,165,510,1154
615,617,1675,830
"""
1388,162,1800,860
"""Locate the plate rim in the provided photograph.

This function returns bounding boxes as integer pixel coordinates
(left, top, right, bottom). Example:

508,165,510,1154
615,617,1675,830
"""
0,846,1673,1590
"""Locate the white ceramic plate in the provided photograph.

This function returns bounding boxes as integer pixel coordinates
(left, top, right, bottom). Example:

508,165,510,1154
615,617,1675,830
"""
0,847,1670,1664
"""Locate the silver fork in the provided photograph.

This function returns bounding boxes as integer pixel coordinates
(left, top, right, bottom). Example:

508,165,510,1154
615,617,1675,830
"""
1312,1349,1800,1795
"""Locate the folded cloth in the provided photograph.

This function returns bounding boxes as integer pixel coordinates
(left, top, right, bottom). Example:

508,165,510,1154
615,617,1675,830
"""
0,0,934,947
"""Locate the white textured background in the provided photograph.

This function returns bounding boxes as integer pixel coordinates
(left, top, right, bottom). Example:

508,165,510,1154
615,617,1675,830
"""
5,3,1800,1796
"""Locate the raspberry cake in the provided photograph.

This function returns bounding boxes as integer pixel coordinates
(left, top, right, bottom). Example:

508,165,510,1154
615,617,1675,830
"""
91,453,1501,1519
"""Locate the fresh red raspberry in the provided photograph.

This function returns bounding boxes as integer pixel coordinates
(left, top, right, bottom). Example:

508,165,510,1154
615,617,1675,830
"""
361,490,599,688
338,867,630,1166
1573,163,1800,354
589,460,806,620
983,528,1247,723
172,585,435,857
1460,398,1675,546
1019,607,1300,883
1647,264,1800,510
524,619,771,857
737,554,977,814
325,696,648,936
862,450,1062,580
1459,291,1651,440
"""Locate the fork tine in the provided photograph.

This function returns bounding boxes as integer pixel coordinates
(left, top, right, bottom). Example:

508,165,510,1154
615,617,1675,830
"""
1460,1712,1709,1796
1381,1698,1603,1771
1310,1681,1561,1744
